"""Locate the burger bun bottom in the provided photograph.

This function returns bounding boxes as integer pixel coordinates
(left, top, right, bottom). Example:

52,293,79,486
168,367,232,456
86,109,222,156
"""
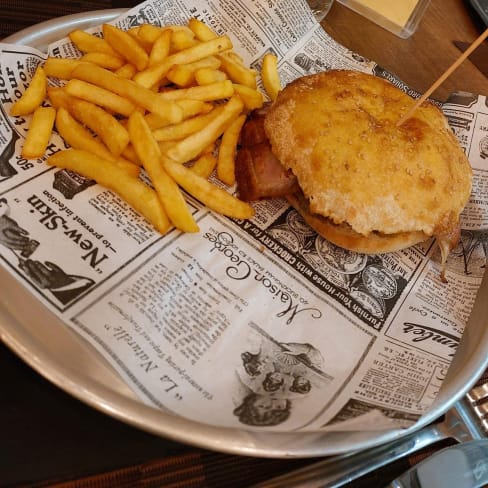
286,191,430,255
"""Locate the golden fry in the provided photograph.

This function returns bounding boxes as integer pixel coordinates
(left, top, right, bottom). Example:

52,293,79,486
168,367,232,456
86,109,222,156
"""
69,29,121,57
48,149,170,234
121,144,142,165
261,53,281,101
188,18,217,41
217,113,246,185
166,65,195,87
114,159,141,177
46,87,74,111
149,29,171,67
159,80,234,102
162,157,255,219
170,29,197,52
179,56,221,72
232,83,264,111
138,24,165,44
80,52,126,70
102,24,149,71
194,68,227,85
127,27,154,53
70,98,130,156
115,63,138,79
65,79,137,117
177,99,214,118
127,111,198,232
10,66,47,116
56,107,120,164
164,96,244,163
133,35,233,89
217,52,257,89
191,152,217,178
71,63,183,123
43,57,83,80
22,107,56,159
152,105,225,142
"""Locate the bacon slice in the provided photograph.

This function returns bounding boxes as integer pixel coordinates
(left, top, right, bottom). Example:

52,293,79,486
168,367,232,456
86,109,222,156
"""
235,106,298,201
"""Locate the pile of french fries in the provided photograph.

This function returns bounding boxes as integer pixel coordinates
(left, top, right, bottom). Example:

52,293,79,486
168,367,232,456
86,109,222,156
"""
9,18,282,234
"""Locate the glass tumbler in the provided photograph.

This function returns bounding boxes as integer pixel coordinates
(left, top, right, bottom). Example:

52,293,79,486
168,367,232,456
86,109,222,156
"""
307,0,335,21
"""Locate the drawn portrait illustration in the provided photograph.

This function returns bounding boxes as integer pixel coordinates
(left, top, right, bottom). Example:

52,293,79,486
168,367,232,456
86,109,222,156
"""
233,324,333,427
0,198,39,259
0,104,20,182
0,198,94,305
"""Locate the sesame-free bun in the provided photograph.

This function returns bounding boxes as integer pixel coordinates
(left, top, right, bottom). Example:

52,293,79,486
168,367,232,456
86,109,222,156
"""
264,70,472,254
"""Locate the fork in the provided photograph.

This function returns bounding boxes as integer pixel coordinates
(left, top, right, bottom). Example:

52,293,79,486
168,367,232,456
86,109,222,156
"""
252,396,488,488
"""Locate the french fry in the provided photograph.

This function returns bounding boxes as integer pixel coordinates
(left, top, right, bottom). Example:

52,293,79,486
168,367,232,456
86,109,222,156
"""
261,53,281,101
71,63,183,123
48,149,170,234
162,157,254,219
217,52,257,89
115,63,138,79
21,107,56,159
188,18,218,41
103,24,150,71
190,152,218,178
127,112,198,232
152,105,226,142
217,113,246,185
164,96,244,163
133,35,233,89
165,59,225,86
222,51,244,65
177,99,214,118
138,24,165,44
170,29,197,52
159,80,234,102
113,159,141,177
232,83,264,111
127,27,154,53
65,79,137,117
194,68,227,85
43,57,84,80
178,56,221,72
121,144,142,166
80,52,126,70
46,86,78,111
69,29,121,57
56,107,113,159
149,29,171,67
166,65,195,87
69,98,130,156
56,107,139,177
10,66,47,116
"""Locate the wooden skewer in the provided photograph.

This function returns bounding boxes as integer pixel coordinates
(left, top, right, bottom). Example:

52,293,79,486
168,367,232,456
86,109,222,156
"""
397,27,488,126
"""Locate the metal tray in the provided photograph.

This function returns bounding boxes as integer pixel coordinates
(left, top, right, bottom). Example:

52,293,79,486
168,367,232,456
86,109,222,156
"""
2,9,488,458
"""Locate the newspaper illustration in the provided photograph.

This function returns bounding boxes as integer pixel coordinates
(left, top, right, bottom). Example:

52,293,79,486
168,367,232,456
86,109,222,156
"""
0,0,487,433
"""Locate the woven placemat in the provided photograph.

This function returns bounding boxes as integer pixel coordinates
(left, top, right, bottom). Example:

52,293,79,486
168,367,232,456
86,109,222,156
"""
19,439,455,488
0,0,137,39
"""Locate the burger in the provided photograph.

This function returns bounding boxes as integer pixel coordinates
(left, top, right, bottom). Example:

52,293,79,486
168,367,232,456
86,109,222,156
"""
235,70,472,273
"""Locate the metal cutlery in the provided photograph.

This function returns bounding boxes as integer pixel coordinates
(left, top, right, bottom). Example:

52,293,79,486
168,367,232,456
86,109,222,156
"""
253,386,488,488
386,439,488,488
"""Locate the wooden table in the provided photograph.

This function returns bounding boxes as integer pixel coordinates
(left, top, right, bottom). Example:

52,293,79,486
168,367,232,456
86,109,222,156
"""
324,0,488,100
1,0,487,486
